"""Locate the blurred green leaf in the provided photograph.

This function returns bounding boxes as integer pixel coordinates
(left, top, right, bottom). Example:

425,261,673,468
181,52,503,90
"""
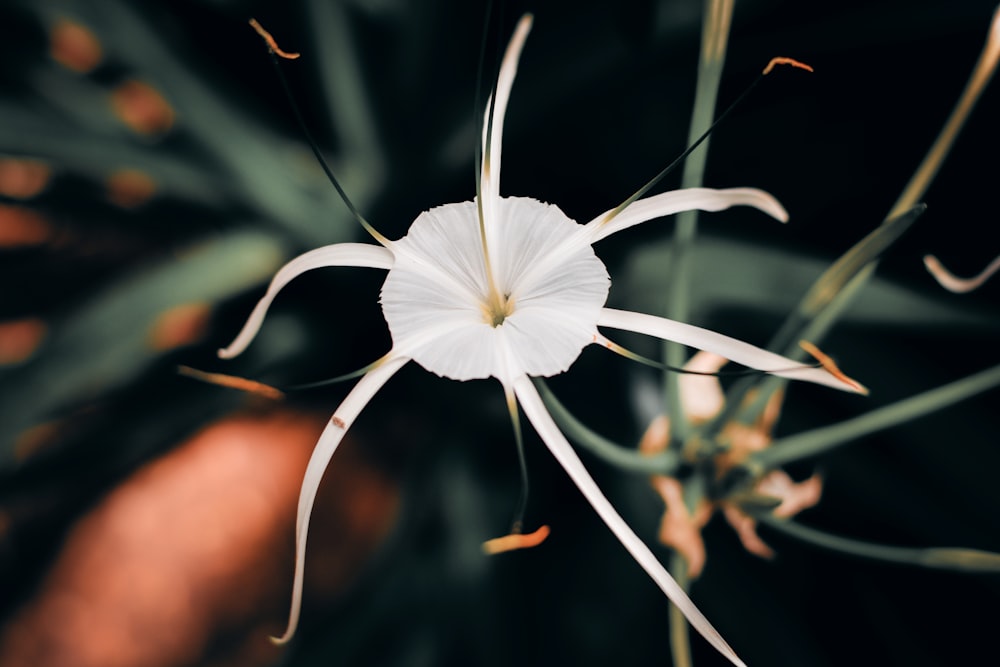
0,231,288,468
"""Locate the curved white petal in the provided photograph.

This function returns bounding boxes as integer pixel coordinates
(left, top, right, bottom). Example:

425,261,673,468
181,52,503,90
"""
584,187,788,244
512,375,746,667
924,253,1000,293
481,14,533,225
219,243,394,359
598,308,862,393
273,354,408,645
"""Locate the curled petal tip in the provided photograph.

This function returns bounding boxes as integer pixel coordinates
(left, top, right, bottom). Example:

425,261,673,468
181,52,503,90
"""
269,634,292,646
923,253,1000,293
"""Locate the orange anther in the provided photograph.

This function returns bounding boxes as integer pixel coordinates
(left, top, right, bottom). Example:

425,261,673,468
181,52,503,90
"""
763,57,814,75
249,19,301,60
799,340,868,395
111,80,175,136
0,158,51,199
50,18,102,73
481,524,551,555
177,366,285,401
0,318,46,365
149,303,211,351
0,204,52,248
106,169,156,208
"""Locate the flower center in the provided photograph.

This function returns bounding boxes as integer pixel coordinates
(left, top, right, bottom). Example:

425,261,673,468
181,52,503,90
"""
380,197,610,382
483,291,515,327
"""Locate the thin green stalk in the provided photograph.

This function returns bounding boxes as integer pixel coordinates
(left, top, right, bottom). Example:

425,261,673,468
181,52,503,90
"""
735,205,926,423
307,0,385,194
664,0,734,445
754,513,1000,573
747,363,1000,472
532,379,679,475
721,8,1000,427
668,551,694,667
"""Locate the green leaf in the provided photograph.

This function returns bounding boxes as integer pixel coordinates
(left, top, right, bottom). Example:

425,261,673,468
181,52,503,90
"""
0,231,289,468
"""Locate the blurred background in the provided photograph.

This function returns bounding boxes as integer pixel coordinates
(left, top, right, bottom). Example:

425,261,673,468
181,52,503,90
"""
1,0,998,665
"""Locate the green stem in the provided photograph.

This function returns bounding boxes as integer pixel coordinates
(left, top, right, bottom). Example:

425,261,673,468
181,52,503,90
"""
668,551,694,667
754,513,1000,573
718,10,1000,428
664,0,734,445
532,379,678,475
748,364,1000,472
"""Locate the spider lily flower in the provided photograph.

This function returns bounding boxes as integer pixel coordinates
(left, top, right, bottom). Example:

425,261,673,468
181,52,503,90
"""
220,15,862,666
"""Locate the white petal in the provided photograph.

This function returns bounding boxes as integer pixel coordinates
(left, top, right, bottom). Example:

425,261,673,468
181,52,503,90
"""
584,187,788,244
481,15,533,227
923,253,1000,293
598,307,862,393
382,198,608,381
512,375,747,667
680,351,728,422
219,243,395,359
273,354,408,645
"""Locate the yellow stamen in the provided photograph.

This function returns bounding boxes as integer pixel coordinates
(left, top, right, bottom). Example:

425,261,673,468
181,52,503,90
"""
482,525,551,555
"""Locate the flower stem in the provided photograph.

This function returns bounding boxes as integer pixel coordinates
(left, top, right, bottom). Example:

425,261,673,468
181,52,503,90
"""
669,551,695,667
753,513,1000,573
723,7,1000,427
532,379,679,475
664,0,734,444
747,363,1000,472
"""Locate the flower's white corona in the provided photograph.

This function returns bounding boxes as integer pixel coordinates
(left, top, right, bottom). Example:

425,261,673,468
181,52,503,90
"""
220,15,862,667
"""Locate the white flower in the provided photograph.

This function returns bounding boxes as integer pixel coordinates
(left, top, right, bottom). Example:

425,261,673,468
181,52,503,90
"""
220,15,861,666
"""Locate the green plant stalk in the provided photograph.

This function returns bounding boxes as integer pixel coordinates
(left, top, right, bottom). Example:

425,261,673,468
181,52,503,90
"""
663,0,734,446
306,0,385,195
753,513,1000,572
746,363,1000,472
726,8,1000,428
736,205,926,421
532,379,679,475
668,550,694,667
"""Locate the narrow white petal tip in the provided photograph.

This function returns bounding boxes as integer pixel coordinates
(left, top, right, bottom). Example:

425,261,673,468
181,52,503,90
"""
923,253,1000,293
217,347,235,360
758,190,789,223
269,633,292,646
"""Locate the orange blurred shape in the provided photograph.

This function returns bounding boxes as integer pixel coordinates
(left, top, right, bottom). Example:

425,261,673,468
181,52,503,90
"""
106,169,156,208
0,409,400,667
482,525,551,555
0,158,51,199
0,204,52,248
111,80,175,136
50,18,103,73
148,303,212,351
0,318,46,366
177,366,285,401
